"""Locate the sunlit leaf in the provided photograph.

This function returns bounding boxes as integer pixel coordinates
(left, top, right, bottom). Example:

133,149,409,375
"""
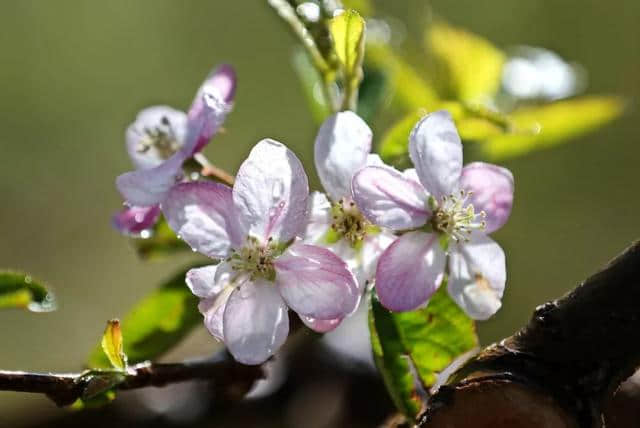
367,44,440,112
81,372,126,401
292,49,331,124
101,319,127,370
133,216,190,261
481,96,625,160
0,271,56,312
369,286,479,418
88,265,203,368
426,21,505,103
329,9,366,79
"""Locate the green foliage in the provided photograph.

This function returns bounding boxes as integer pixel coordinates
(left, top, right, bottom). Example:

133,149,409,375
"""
88,265,203,368
133,217,190,261
0,270,56,312
369,286,479,418
482,96,625,160
329,9,365,80
425,21,505,103
101,319,127,370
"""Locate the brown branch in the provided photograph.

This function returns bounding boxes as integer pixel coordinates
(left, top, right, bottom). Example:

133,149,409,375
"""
193,152,235,186
0,352,263,407
417,240,640,428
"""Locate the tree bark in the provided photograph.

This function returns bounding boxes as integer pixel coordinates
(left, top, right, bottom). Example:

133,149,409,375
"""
417,240,640,427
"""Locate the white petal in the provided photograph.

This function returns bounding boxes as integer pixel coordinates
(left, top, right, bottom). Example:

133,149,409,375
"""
359,229,396,284
223,279,290,365
199,286,233,341
302,191,332,244
274,243,359,320
375,231,446,312
126,106,188,170
447,234,506,320
409,110,463,198
185,265,222,298
315,111,373,200
233,139,309,244
162,181,244,258
352,166,430,231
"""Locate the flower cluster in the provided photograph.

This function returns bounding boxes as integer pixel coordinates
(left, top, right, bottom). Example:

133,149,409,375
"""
114,65,514,364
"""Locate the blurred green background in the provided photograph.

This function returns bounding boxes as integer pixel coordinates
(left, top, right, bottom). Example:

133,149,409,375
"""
0,0,638,426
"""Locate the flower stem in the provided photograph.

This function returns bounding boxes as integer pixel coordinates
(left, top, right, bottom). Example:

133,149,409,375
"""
268,0,338,112
193,153,235,186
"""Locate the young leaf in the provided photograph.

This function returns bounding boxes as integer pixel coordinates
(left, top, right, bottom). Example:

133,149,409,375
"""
426,21,505,103
133,216,191,261
481,96,625,160
88,265,203,368
369,286,479,418
329,9,366,79
101,319,127,370
0,270,56,312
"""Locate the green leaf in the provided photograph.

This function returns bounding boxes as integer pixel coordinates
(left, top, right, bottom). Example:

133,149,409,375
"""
88,265,203,368
481,96,625,160
426,21,505,103
0,270,56,312
342,0,374,16
133,217,190,261
366,44,440,112
369,286,479,418
101,319,127,370
378,110,425,169
329,9,366,79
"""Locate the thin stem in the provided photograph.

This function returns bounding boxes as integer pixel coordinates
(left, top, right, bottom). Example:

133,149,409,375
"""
0,352,263,407
193,153,235,186
268,0,338,112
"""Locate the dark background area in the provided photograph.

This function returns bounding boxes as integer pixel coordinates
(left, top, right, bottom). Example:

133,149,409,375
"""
0,1,638,426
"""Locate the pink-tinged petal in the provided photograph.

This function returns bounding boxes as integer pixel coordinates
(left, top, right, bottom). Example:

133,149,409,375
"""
116,151,186,206
198,287,233,341
447,233,506,320
112,205,160,236
365,153,385,167
314,111,373,200
233,139,309,244
460,162,514,234
409,110,463,198
376,231,446,312
125,106,188,170
352,166,430,231
185,65,236,154
162,181,244,258
302,191,332,244
274,243,359,320
300,315,343,333
193,263,238,341
223,279,289,365
185,264,225,298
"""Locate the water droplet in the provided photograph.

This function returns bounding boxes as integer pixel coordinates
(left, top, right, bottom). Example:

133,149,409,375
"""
24,275,32,284
139,230,151,239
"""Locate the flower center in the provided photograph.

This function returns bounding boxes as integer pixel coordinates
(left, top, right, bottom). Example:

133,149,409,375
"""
329,198,376,248
430,190,486,243
228,236,278,281
136,116,181,160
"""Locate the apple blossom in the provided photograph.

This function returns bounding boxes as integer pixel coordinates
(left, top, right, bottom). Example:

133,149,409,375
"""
302,111,395,332
352,110,514,320
113,65,236,235
162,140,359,364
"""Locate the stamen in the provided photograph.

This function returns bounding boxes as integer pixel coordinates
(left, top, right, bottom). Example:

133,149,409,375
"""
431,189,486,242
